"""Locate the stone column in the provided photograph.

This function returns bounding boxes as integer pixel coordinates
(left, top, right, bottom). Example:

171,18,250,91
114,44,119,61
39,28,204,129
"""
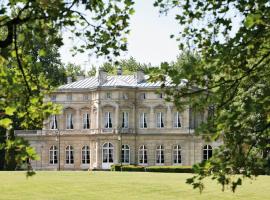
150,106,154,128
75,109,80,130
97,103,101,133
132,104,136,130
115,104,119,133
166,105,172,128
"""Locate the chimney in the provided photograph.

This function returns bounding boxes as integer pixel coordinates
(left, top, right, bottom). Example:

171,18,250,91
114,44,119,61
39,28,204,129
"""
76,75,85,81
67,76,72,84
96,68,107,85
136,70,145,83
117,66,122,76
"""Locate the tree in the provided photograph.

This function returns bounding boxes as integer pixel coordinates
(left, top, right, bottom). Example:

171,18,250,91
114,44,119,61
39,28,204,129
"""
0,0,134,172
65,62,84,82
150,0,270,192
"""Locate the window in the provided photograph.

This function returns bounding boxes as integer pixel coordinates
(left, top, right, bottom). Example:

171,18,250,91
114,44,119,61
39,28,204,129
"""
121,144,130,164
67,94,72,101
81,146,90,164
203,145,212,161
173,112,182,128
49,145,58,164
66,113,74,129
139,145,147,164
104,112,112,128
105,92,112,99
140,93,146,99
51,95,56,101
173,145,181,164
157,93,163,99
156,112,165,128
83,94,89,101
122,112,129,128
156,145,164,164
83,113,90,129
122,93,128,99
139,113,147,128
102,143,114,163
65,145,74,164
50,115,58,130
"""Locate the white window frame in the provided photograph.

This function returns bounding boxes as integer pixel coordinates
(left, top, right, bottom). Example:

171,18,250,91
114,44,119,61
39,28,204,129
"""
105,92,112,99
138,145,147,164
65,145,74,164
140,93,146,100
82,113,90,129
156,145,164,164
173,112,182,128
102,142,114,163
173,145,182,164
81,145,90,164
139,113,147,128
104,112,112,129
121,144,130,164
50,115,58,130
67,94,72,101
49,145,58,164
203,145,213,161
51,95,56,101
122,112,129,128
156,112,165,128
122,93,128,99
66,113,74,129
83,94,89,101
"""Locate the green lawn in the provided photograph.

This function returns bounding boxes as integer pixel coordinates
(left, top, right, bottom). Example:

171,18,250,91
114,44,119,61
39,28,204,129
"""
0,171,269,200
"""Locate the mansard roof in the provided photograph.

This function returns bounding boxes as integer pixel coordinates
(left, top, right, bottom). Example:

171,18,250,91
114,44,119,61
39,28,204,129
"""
58,74,175,90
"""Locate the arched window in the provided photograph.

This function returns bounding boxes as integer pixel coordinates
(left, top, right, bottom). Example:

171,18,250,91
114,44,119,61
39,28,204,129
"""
102,143,114,163
203,145,212,161
65,145,74,164
82,146,90,164
49,145,58,164
139,145,147,164
156,145,164,164
121,144,130,164
173,145,181,164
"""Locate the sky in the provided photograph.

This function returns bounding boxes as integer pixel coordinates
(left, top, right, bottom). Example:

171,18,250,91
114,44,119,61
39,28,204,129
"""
59,0,180,71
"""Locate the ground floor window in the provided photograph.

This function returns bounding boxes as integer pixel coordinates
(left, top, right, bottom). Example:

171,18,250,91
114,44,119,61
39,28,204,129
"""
103,142,114,163
121,144,130,164
203,145,212,161
156,145,164,164
49,145,58,164
173,145,181,164
81,146,90,164
139,145,147,164
66,145,74,164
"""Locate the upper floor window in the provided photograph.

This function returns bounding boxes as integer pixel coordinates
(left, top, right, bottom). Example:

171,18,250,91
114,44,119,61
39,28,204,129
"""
104,112,112,128
121,144,130,164
50,115,58,130
105,92,112,99
156,145,164,164
140,93,146,100
49,145,58,164
157,93,163,99
122,93,128,100
83,94,89,101
51,95,56,101
81,146,90,164
139,113,147,128
139,145,147,164
66,113,74,129
173,112,182,128
156,112,165,128
83,113,90,129
122,112,129,128
67,94,72,101
203,145,212,161
173,145,181,164
65,145,74,164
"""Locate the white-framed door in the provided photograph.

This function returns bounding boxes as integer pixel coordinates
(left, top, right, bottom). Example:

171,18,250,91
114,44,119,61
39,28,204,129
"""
102,142,114,169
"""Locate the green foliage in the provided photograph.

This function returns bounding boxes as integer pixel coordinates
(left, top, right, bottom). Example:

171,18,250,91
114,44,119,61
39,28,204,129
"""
151,0,270,192
111,165,193,173
65,62,85,82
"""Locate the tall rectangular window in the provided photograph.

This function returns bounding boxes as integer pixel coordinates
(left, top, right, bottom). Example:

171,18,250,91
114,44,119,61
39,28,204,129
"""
156,112,164,128
50,115,58,130
67,94,72,101
83,113,90,129
66,113,74,129
105,92,111,99
51,95,56,101
104,112,112,128
139,113,147,128
173,112,182,128
122,112,129,128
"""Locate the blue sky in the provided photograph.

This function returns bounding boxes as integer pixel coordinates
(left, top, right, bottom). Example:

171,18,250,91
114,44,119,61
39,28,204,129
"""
59,0,180,70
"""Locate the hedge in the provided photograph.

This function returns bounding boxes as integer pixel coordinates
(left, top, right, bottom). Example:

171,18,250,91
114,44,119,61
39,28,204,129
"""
111,164,193,173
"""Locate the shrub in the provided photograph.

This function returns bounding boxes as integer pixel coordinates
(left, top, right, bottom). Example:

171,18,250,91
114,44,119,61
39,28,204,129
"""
145,166,193,173
121,165,145,172
111,164,121,171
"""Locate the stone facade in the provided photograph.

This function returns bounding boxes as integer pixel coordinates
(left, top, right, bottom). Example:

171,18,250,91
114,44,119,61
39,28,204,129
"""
17,70,221,170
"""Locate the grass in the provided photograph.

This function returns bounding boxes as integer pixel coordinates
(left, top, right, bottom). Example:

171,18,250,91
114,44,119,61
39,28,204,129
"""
0,171,269,200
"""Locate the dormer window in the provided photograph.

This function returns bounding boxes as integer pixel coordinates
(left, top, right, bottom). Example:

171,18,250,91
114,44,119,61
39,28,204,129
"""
106,92,112,99
51,95,56,102
67,94,72,101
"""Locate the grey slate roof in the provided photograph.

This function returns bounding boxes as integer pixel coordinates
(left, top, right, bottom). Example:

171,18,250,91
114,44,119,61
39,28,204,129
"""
58,75,175,90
